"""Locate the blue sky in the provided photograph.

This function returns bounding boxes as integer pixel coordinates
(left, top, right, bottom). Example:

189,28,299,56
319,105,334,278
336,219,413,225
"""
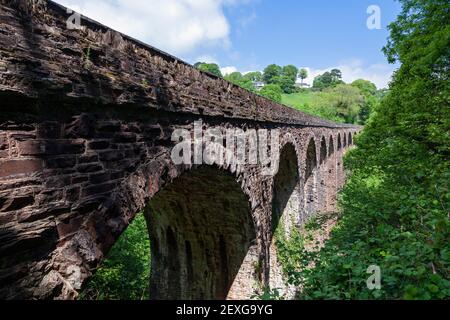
56,0,402,87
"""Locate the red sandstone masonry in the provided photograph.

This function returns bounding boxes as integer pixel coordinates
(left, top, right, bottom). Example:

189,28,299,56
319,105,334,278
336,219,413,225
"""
0,159,43,178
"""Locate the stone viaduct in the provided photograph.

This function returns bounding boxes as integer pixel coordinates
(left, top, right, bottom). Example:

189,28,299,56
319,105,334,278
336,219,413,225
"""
0,0,359,300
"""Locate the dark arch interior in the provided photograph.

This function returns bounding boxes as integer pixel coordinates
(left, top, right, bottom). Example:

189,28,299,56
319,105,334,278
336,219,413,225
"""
348,132,353,145
329,136,335,155
145,166,256,300
337,134,342,150
320,137,327,165
304,138,318,221
271,144,300,234
343,133,347,147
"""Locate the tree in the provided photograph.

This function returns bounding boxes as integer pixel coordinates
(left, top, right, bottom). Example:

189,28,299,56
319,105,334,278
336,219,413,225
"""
313,69,344,90
263,64,282,84
224,71,243,83
311,84,364,123
260,84,283,103
224,72,255,92
330,69,342,82
299,68,308,86
194,62,223,77
243,71,263,82
276,75,296,94
282,65,299,82
351,79,379,123
351,79,377,96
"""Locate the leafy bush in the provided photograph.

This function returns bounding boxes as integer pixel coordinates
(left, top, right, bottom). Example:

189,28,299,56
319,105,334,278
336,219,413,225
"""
79,213,151,300
260,84,283,103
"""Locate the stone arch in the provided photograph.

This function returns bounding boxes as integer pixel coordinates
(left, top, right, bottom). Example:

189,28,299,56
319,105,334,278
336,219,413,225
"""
271,143,301,236
268,141,301,297
328,135,335,156
319,137,327,165
144,165,257,300
343,132,347,147
325,135,337,211
348,132,353,145
318,137,328,211
337,133,342,150
303,138,318,222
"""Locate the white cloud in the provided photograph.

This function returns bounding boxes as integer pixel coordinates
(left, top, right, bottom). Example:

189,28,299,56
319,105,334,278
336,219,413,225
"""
298,59,396,89
220,66,238,75
195,55,219,64
55,0,251,55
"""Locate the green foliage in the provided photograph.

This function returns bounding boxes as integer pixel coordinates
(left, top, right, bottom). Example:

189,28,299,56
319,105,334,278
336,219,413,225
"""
278,0,450,300
263,64,282,84
224,71,256,92
282,65,299,82
194,62,223,77
274,75,296,94
269,65,299,94
79,213,151,300
282,84,368,124
274,221,308,286
313,69,344,90
244,71,263,82
351,79,379,124
260,83,283,103
281,91,316,107
252,287,284,300
298,68,308,85
351,79,377,96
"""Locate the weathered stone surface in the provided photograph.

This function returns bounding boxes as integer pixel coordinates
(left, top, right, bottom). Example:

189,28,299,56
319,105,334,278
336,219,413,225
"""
0,159,43,178
0,0,360,300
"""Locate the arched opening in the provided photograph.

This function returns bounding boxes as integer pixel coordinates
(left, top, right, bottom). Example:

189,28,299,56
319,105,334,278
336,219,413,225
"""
326,136,337,211
269,143,300,296
271,143,300,236
328,136,335,156
145,166,257,300
343,133,347,148
348,132,353,145
319,137,327,165
303,138,318,222
318,137,328,212
337,133,342,151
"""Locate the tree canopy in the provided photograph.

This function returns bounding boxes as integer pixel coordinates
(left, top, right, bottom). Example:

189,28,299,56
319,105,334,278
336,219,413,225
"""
263,64,283,84
260,84,283,103
312,69,344,90
194,62,223,77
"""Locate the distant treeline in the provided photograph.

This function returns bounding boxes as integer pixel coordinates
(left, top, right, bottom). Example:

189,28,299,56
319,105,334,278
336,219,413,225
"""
194,62,386,125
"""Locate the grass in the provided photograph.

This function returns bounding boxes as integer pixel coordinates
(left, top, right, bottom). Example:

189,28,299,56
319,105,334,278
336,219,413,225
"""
281,91,317,109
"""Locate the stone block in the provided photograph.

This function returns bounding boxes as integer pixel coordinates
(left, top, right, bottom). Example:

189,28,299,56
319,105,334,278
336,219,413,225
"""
0,159,43,178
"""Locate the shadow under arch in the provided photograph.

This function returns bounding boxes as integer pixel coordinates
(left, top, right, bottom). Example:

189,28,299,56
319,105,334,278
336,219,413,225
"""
318,137,328,212
271,143,300,237
144,165,257,300
348,132,353,145
325,135,337,211
303,138,318,222
343,132,348,148
337,133,342,151
329,135,335,156
319,137,327,165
